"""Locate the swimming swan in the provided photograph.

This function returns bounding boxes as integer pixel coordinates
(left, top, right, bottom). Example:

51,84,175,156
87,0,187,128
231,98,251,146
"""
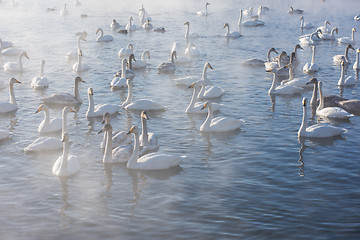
300,16,313,29
72,50,89,74
60,4,68,16
338,61,356,86
317,20,331,33
31,60,49,89
86,88,120,117
299,30,321,45
184,22,199,38
238,9,264,27
158,50,176,73
267,68,303,95
126,17,137,32
186,81,221,114
303,45,320,73
132,50,150,69
288,7,304,14
0,78,21,113
319,27,338,40
197,63,225,99
66,35,86,62
35,104,62,133
333,44,355,64
110,19,122,30
118,43,134,59
223,23,241,38
96,28,113,42
143,19,153,30
3,51,29,72
197,2,210,16
338,28,356,44
111,58,128,90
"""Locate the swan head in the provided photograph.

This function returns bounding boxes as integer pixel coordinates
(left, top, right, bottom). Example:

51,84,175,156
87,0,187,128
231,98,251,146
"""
205,62,213,69
341,60,345,67
334,27,338,34
188,81,201,89
171,50,177,59
306,77,318,85
77,49,83,56
201,101,212,110
98,123,112,134
63,106,77,115
184,21,190,26
269,48,278,55
302,97,307,107
127,43,134,50
9,77,21,85
357,48,360,53
129,16,134,20
129,53,136,62
35,104,46,114
289,7,294,11
300,16,304,20
326,20,331,25
316,29,322,34
127,125,139,135
223,23,229,28
353,28,357,32
88,87,94,96
102,112,111,124
206,2,210,6
20,51,29,59
295,44,303,51
75,76,86,84
96,28,102,34
141,111,149,120
347,44,355,50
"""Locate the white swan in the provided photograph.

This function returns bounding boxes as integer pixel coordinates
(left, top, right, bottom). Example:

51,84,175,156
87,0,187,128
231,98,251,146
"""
288,7,304,14
170,42,190,64
142,19,153,30
0,78,21,113
139,5,152,24
303,45,320,73
244,47,278,66
184,22,199,38
111,58,127,90
338,28,356,44
110,19,121,30
118,43,134,59
319,27,338,40
197,2,210,16
265,51,288,72
300,16,313,29
31,60,49,89
1,47,24,56
60,4,68,16
186,81,221,114
299,30,321,45
100,112,132,149
52,132,80,177
35,104,62,133
139,111,159,156
158,50,176,73
353,48,360,70
223,23,241,38
126,125,183,170
115,54,135,79
41,76,85,105
0,38,13,50
126,17,137,32
66,35,86,62
96,28,113,42
132,51,150,69
333,44,355,64
298,98,346,138
267,68,303,95
3,51,29,72
122,78,166,111
24,106,75,152
200,101,243,132
184,43,200,58
72,50,89,74
338,61,356,86
238,9,264,27
317,20,331,33
316,81,353,119
86,88,120,117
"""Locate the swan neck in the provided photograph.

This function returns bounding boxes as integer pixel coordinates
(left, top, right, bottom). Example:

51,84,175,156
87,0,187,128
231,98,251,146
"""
317,84,324,111
123,81,133,107
9,83,17,105
238,10,242,25
345,47,350,61
311,47,316,65
269,72,277,94
289,66,294,80
18,53,24,71
225,25,230,36
187,86,198,112
339,64,345,85
141,117,148,146
300,18,304,28
128,131,140,168
121,60,127,78
43,107,51,127
202,65,211,84
87,94,94,115
357,52,360,67
103,129,113,163
141,52,146,61
201,105,213,131
267,49,272,62
299,104,307,136
74,81,80,102
185,24,190,38
310,83,318,106
62,110,68,135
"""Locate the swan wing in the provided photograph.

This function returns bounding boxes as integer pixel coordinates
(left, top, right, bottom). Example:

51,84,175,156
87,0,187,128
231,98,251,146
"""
112,145,133,163
317,107,353,119
206,116,243,132
94,104,120,116
24,137,62,152
306,124,346,138
125,99,166,111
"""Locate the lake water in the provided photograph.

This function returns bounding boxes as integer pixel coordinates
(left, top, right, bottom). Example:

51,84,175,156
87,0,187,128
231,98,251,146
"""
0,0,360,239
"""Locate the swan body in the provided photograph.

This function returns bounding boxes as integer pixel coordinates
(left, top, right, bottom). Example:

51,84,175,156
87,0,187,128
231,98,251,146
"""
36,104,62,133
0,78,21,113
127,126,183,170
198,82,225,99
300,16,313,29
288,7,304,14
200,101,242,132
299,31,321,45
353,49,360,70
41,77,85,105
158,51,176,73
184,43,200,58
174,76,199,86
86,88,120,117
336,100,360,115
333,44,355,64
303,45,319,73
317,20,331,33
72,50,89,74
238,9,265,27
132,51,150,69
139,111,159,156
1,47,24,56
52,133,80,177
66,35,86,62
111,58,128,90
110,19,122,30
223,23,241,38
186,81,221,114
154,27,166,33
319,27,338,40
100,112,132,149
197,2,210,16
338,28,356,44
298,98,346,138
268,68,302,95
118,44,134,59
184,22,199,38
3,51,29,72
96,28,113,42
338,61,356,86
126,17,137,32
31,60,49,89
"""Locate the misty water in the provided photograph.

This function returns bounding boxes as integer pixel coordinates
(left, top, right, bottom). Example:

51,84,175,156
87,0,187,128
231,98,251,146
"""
0,0,360,239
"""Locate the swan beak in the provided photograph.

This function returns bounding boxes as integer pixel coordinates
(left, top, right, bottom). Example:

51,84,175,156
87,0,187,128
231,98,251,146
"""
350,45,355,50
201,102,208,110
88,88,93,95
188,82,195,88
97,127,105,134
302,98,307,107
15,79,21,84
25,53,29,59
35,107,41,114
353,28,357,32
127,126,135,135
208,63,213,69
69,108,76,113
305,81,311,85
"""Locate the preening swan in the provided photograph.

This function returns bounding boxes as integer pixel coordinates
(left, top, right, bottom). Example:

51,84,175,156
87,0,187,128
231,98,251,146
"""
319,27,338,40
300,16,313,29
66,35,86,62
244,47,278,66
3,51,29,72
86,88,120,117
186,81,221,114
35,104,62,133
200,101,243,132
338,28,356,44
52,132,80,177
122,78,166,111
267,68,303,95
139,111,159,156
298,98,347,138
303,45,320,73
31,60,49,89
118,43,134,59
288,7,304,14
132,50,150,69
72,50,89,74
197,2,210,16
184,22,199,38
100,112,132,149
316,81,353,119
126,125,183,170
338,61,356,86
111,58,127,90
353,49,360,70
96,28,113,42
238,9,264,27
0,78,21,113
158,50,176,73
333,44,355,64
126,17,137,32
41,76,85,105
223,23,241,38
317,20,331,33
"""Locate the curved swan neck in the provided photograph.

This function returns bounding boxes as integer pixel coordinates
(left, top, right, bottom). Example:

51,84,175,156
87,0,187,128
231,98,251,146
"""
98,29,104,38
9,82,17,105
18,52,24,71
128,131,140,168
238,10,243,26
43,106,51,127
87,93,94,115
121,59,127,78
141,51,147,61
103,128,113,163
331,28,336,36
202,65,212,85
323,20,328,28
60,138,69,173
141,117,148,146
345,46,350,61
123,81,133,107
225,25,230,36
40,60,45,78
311,46,316,65
289,65,294,80
356,51,360,68
62,110,69,135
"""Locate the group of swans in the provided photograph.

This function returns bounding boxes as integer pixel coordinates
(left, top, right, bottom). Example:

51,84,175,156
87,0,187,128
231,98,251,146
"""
238,9,264,27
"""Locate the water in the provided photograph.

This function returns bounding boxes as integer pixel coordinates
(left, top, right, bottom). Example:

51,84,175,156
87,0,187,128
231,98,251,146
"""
1,0,360,239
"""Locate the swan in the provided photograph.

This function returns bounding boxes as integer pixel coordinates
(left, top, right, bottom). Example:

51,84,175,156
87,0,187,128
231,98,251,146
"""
60,4,68,16
110,19,122,30
184,22,199,38
298,98,347,138
316,81,353,119
299,30,321,45
319,27,338,40
338,61,356,86
126,125,183,170
125,17,137,32
200,101,243,132
139,5,152,24
74,0,81,6
174,61,212,86
197,2,210,16
41,76,85,105
272,44,303,66
24,106,76,152
336,99,360,115
66,35,86,62
265,51,288,72
353,48,360,70
184,43,200,58
223,23,241,38
244,48,278,67
186,81,221,114
300,16,313,29
170,42,190,64
99,123,133,164
281,53,311,89
52,132,80,177
142,19,153,30
31,60,49,89
3,51,29,72
354,14,360,21
0,78,21,113
75,31,87,38
72,50,89,74
303,45,320,73
0,130,9,141
100,112,132,149
35,104,62,133
243,6,253,16
238,9,264,27
338,28,356,44
1,47,24,56
132,50,150,69
111,58,127,90
115,53,135,79
317,20,331,33
267,68,303,95
86,88,120,117
122,78,166,111
0,39,13,50
139,111,159,156
288,7,304,14
333,44,355,64
96,28,113,42
118,43,134,59
158,50,176,73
